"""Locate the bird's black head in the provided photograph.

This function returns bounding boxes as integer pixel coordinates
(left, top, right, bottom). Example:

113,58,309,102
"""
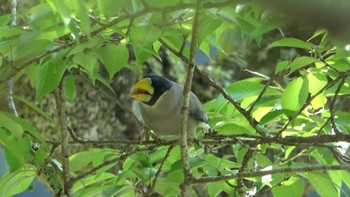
130,75,173,106
144,75,173,105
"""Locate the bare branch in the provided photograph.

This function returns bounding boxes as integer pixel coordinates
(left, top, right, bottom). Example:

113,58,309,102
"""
46,133,350,148
179,1,201,196
237,149,255,195
56,73,72,196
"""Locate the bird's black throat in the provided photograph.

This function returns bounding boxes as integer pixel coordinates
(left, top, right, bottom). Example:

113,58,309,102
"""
143,75,173,106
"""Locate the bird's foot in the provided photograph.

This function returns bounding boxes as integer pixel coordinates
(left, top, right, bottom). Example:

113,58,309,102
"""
140,127,160,144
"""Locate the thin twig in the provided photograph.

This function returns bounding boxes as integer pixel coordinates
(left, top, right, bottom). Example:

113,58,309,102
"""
147,145,175,195
247,76,275,113
329,75,347,135
237,149,254,196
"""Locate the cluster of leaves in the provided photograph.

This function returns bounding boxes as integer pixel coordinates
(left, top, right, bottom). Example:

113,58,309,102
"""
1,0,350,196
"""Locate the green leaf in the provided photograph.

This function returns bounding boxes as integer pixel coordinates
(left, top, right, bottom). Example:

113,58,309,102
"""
47,0,71,25
307,71,327,95
24,63,38,88
272,177,304,197
268,38,311,50
0,14,12,26
208,182,225,196
14,38,52,65
11,95,54,123
95,72,117,96
290,56,317,73
36,57,67,100
281,77,309,117
71,0,90,36
260,109,284,125
306,172,338,197
275,61,290,74
34,149,47,167
225,78,264,101
69,148,118,173
0,112,23,137
310,93,327,109
73,172,116,193
145,0,179,8
65,74,75,101
0,127,31,172
97,0,125,17
214,122,254,135
73,52,97,81
198,14,223,45
340,170,350,193
95,44,128,79
133,44,155,65
0,164,36,197
335,111,350,126
0,27,27,38
130,25,162,45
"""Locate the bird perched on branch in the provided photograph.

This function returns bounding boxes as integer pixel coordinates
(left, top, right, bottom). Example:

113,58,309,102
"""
130,75,208,138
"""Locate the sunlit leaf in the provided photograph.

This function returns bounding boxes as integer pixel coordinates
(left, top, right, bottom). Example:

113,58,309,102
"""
281,77,309,117
290,56,317,72
0,164,36,197
306,172,338,197
272,177,304,197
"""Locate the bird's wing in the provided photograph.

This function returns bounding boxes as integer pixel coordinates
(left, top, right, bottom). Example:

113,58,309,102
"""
189,92,208,123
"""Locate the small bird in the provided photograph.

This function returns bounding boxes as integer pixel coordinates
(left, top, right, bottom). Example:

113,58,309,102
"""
130,75,208,137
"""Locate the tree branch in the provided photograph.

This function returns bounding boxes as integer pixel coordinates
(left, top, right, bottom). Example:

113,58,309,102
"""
179,1,201,196
193,164,350,184
46,133,350,147
56,74,72,196
6,0,19,118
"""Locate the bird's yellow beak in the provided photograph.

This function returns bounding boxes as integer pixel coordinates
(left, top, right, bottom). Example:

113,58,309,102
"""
130,78,154,102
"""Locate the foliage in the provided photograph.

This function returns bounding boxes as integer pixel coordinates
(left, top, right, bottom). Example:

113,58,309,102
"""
1,0,350,196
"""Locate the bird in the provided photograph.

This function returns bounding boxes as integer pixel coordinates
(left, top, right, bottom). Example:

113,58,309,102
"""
130,75,208,137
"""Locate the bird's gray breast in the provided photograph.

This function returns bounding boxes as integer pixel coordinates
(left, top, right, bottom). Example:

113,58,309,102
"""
139,86,182,135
